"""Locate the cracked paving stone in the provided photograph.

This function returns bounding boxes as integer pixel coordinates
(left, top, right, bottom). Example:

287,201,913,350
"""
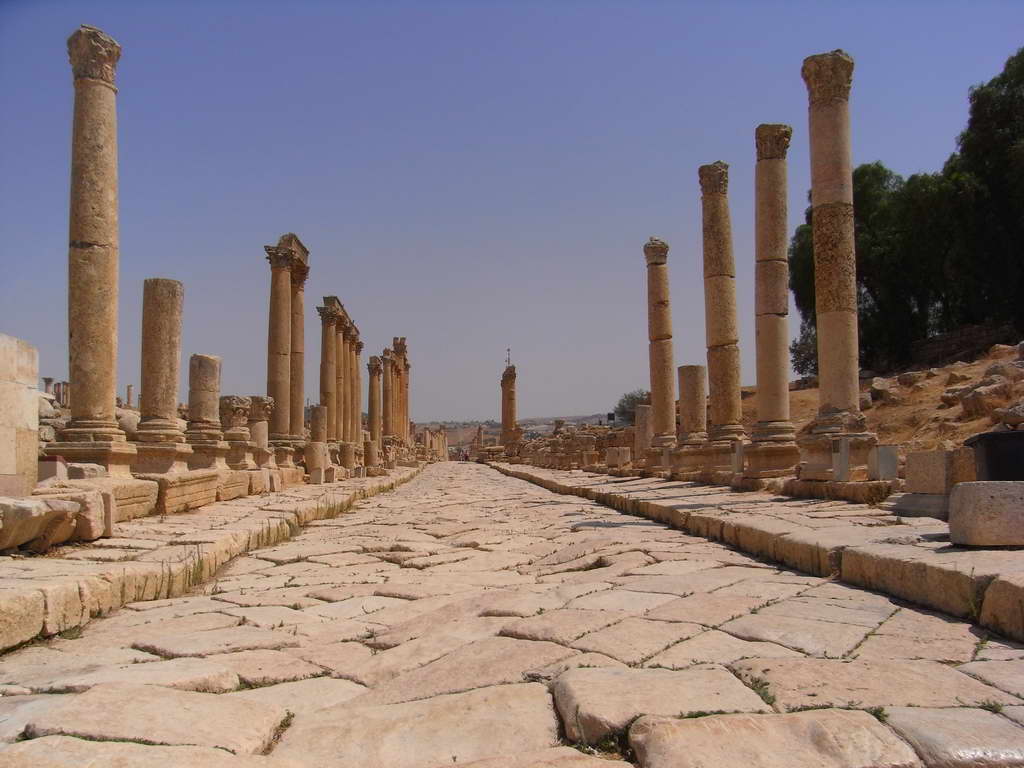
227,676,367,715
133,626,299,658
39,656,240,693
719,612,873,658
570,617,705,665
628,709,921,768
22,682,289,755
273,682,559,768
885,707,1024,767
551,665,771,743
205,649,324,686
500,609,629,644
0,734,307,767
645,628,805,667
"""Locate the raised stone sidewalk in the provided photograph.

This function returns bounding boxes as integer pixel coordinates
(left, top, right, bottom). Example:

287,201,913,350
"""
491,462,1024,644
0,462,1022,767
0,467,421,652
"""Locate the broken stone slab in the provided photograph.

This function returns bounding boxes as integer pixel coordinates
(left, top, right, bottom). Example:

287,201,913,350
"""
956,659,1024,698
885,706,1024,767
570,617,704,664
0,589,45,651
730,657,1018,710
980,571,1024,642
132,626,299,658
0,694,72,743
39,656,239,693
274,682,559,768
227,676,367,715
459,746,634,767
719,612,871,657
500,609,630,644
23,682,289,754
29,487,112,541
205,649,323,686
550,666,771,743
949,481,1024,546
349,635,577,705
0,496,80,550
645,629,804,667
0,734,307,766
628,710,921,768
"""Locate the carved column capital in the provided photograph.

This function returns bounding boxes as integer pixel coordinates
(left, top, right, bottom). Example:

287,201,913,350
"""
368,356,382,376
755,124,793,161
219,395,251,429
698,161,729,197
248,395,274,422
68,25,121,84
643,237,669,266
317,306,339,326
290,262,309,287
264,246,293,270
802,50,854,105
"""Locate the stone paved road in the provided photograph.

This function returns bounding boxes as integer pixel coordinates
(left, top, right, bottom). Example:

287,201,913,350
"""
1,462,1023,767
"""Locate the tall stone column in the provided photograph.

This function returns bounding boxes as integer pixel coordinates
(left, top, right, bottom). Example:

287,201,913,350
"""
671,365,708,480
500,364,517,445
48,26,137,472
355,341,364,442
125,384,133,408
264,245,292,441
746,124,800,479
289,262,308,441
340,323,352,443
134,279,191,473
698,163,745,479
402,357,411,443
799,50,875,481
643,237,676,471
339,315,352,444
317,305,338,441
382,349,394,437
347,330,359,444
367,355,382,467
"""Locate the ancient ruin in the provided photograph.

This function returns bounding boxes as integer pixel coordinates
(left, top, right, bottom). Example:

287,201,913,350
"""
1,22,1023,768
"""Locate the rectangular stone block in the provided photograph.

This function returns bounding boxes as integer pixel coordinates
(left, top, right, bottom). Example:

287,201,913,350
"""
905,449,974,495
0,333,39,496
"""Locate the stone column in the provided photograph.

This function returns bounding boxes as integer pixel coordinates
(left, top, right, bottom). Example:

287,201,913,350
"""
698,163,745,478
670,365,708,480
367,355,382,468
134,279,191,473
49,27,136,471
185,354,222,445
643,237,676,471
340,323,352,443
339,317,352,442
347,330,359,444
317,305,337,441
355,341,364,441
289,262,308,441
402,358,411,443
382,349,394,437
305,405,329,483
745,124,799,478
264,245,292,441
799,50,875,480
125,383,133,408
249,396,276,470
42,378,53,395
500,364,517,445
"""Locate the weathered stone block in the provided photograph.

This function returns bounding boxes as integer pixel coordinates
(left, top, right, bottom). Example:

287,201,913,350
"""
0,333,39,497
949,481,1024,546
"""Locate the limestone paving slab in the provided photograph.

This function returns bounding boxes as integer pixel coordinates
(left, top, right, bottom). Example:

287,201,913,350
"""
885,706,1024,768
730,657,1019,710
22,682,289,754
133,625,299,657
646,628,805,667
500,609,629,644
206,649,324,686
628,710,922,768
0,734,307,767
570,617,704,664
273,683,559,768
550,665,771,742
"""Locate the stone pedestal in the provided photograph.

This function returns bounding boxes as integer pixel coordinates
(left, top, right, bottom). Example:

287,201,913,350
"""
798,50,876,480
698,163,745,480
340,442,356,470
305,406,329,484
745,124,799,479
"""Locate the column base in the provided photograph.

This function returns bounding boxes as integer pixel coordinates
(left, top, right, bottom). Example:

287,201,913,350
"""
669,442,704,481
797,430,878,482
339,442,356,470
226,441,258,471
743,440,800,479
187,441,230,472
132,442,192,474
132,468,219,515
272,445,297,469
45,440,137,478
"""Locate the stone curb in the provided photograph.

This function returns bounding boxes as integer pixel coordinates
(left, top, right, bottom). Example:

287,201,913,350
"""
0,466,423,653
488,462,1024,643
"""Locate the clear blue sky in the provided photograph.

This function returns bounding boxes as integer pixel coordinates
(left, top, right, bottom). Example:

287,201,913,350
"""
2,0,1020,422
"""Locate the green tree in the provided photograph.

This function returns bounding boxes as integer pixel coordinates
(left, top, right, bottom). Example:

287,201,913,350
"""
613,389,649,425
